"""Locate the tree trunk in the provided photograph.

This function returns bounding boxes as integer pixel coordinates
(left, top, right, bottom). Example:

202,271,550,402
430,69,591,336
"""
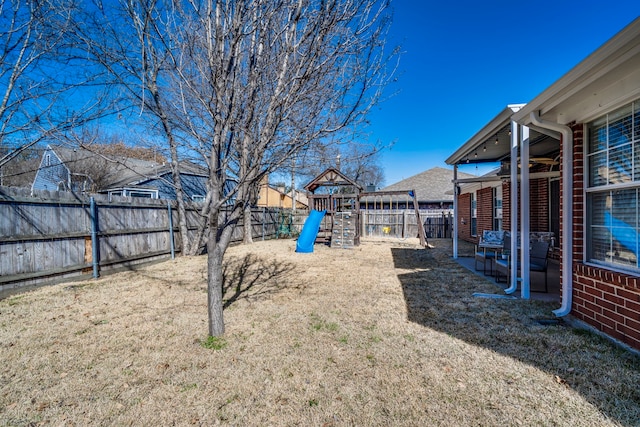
207,215,225,337
243,203,254,244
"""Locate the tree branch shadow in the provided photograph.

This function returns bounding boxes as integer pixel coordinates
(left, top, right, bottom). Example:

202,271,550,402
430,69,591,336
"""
222,253,299,309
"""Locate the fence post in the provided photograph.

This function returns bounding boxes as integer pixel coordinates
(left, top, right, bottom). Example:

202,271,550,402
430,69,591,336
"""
262,207,266,241
403,210,407,239
90,197,100,279
168,202,175,259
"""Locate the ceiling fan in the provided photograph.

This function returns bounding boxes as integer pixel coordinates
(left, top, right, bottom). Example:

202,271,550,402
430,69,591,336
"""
499,156,560,175
514,155,560,167
527,157,559,166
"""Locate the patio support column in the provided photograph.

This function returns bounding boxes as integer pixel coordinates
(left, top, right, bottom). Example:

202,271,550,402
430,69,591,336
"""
506,120,519,294
520,125,531,299
453,165,458,259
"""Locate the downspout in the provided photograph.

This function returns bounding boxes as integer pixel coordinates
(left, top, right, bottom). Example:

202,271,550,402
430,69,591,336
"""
453,165,458,259
505,120,519,294
530,111,573,317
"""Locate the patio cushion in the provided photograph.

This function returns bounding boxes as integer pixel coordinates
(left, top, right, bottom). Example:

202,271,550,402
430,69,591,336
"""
476,250,497,258
481,230,504,246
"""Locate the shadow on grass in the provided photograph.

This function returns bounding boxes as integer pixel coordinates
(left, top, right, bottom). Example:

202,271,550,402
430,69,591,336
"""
392,242,640,426
222,253,299,309
115,253,300,310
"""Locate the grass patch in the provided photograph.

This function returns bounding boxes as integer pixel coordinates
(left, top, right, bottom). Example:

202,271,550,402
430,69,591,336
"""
180,383,198,392
200,336,227,350
309,313,339,332
6,295,24,306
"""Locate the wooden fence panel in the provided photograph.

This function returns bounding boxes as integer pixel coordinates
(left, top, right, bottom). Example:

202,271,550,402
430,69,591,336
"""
1,188,459,292
1,186,305,291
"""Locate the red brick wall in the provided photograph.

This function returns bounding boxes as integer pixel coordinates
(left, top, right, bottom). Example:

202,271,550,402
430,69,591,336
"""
530,178,549,232
571,124,585,262
502,181,510,230
573,264,640,349
477,186,493,236
500,178,549,232
457,192,473,243
568,122,640,351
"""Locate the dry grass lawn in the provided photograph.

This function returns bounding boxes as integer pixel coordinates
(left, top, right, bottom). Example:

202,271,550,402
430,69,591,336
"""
1,238,639,426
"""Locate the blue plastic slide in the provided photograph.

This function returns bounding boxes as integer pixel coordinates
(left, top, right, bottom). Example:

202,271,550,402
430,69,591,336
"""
296,210,326,253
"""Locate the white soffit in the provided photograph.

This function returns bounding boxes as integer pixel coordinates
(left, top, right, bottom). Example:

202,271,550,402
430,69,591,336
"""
445,104,525,165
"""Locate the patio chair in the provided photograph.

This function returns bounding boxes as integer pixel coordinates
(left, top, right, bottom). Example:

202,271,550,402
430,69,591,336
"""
494,239,550,292
493,234,512,283
475,230,505,275
530,240,550,292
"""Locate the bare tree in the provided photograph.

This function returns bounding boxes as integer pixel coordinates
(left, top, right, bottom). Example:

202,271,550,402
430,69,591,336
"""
78,0,396,337
0,0,110,171
296,140,387,190
71,0,208,256
180,0,396,336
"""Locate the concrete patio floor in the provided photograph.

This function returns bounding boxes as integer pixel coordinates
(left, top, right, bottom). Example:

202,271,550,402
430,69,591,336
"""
455,256,561,303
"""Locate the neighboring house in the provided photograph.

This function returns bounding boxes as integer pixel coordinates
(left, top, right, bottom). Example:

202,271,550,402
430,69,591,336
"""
361,167,477,210
32,145,209,201
256,176,308,209
446,17,640,352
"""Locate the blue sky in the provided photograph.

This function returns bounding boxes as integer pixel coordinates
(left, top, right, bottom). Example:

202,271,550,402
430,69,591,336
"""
371,1,639,185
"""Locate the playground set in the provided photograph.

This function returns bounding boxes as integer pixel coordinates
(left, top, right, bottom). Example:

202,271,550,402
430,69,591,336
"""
295,168,427,253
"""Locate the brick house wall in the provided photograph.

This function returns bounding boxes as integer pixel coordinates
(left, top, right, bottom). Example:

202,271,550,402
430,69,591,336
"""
502,181,511,231
573,264,640,349
530,177,549,232
477,186,494,237
458,175,552,246
499,178,549,233
567,122,640,351
457,192,472,242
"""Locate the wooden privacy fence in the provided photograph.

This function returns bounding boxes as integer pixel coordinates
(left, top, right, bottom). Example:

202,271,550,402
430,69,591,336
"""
0,186,306,292
361,209,452,240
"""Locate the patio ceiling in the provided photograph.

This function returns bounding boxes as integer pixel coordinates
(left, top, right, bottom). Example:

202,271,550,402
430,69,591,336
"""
445,104,561,167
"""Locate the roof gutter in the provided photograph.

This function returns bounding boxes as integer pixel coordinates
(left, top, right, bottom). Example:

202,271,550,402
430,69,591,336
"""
529,111,573,317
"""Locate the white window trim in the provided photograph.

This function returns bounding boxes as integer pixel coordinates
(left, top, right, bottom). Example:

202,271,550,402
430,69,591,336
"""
584,103,640,273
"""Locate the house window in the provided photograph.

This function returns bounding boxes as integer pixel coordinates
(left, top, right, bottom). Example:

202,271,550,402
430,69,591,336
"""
493,187,503,231
586,101,640,271
471,192,477,236
111,188,158,199
45,154,51,166
127,190,156,198
191,195,205,202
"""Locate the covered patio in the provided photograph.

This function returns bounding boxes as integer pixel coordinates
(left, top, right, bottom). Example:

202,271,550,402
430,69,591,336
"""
446,104,563,302
454,239,560,303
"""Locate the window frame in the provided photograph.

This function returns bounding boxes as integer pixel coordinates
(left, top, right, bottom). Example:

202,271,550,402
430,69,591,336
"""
493,186,503,231
470,191,477,237
585,101,640,273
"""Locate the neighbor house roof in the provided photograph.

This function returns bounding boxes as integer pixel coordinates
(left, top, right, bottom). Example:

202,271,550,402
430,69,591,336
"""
51,145,207,189
377,167,476,202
